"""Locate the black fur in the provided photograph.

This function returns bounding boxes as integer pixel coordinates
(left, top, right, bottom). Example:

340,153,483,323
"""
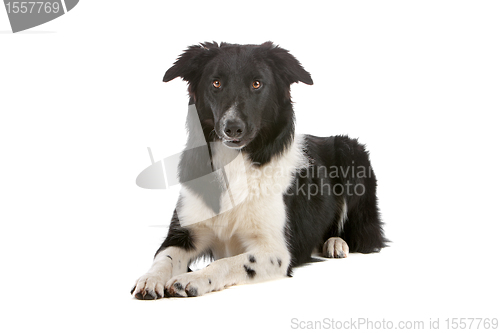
186,286,198,297
285,135,387,267
243,265,257,279
163,41,312,165
156,41,387,276
155,210,196,257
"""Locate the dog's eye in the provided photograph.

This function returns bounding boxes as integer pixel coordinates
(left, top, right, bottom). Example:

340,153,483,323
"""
252,80,261,89
213,80,221,89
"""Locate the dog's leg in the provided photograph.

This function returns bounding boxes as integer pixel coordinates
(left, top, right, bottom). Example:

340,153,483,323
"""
131,210,211,300
330,135,388,254
164,193,292,297
132,247,195,299
165,250,290,297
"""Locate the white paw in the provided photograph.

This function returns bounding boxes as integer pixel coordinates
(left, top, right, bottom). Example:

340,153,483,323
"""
166,271,214,297
323,237,349,258
131,271,172,300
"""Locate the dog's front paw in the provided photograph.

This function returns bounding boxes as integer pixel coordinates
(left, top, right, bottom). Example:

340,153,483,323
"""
131,272,170,300
323,237,349,258
166,272,213,297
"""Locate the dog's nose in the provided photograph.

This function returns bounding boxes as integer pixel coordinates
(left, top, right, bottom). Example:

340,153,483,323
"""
224,119,245,139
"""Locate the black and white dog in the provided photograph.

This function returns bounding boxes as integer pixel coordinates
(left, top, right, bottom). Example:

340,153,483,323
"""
132,42,387,299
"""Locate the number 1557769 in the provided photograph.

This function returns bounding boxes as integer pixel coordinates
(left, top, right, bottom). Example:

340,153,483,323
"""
5,2,61,14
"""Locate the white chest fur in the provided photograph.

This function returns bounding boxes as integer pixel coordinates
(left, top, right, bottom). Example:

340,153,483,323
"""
177,135,308,256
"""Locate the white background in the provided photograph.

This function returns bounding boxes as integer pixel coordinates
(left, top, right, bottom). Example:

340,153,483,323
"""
1,1,499,332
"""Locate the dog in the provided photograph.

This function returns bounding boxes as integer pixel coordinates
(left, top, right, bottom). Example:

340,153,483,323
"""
131,42,388,299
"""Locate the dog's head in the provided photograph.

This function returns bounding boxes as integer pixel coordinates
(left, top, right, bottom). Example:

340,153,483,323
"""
163,42,313,149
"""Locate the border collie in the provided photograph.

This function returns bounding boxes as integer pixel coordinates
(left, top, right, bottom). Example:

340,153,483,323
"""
131,42,387,299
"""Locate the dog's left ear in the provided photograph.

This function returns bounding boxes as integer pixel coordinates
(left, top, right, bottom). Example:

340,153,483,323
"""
263,42,313,85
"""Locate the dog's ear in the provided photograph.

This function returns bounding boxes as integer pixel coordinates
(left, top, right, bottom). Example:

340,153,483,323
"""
163,42,219,93
263,42,313,85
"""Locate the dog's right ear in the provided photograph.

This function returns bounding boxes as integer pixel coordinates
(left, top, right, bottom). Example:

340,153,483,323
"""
163,43,219,95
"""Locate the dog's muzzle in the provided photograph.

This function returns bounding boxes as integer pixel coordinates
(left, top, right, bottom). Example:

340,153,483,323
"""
222,117,247,148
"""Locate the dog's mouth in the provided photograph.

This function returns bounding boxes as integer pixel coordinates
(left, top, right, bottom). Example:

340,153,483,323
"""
215,126,255,149
223,139,247,149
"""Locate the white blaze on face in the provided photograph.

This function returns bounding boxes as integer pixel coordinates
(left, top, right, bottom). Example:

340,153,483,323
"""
219,103,238,140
